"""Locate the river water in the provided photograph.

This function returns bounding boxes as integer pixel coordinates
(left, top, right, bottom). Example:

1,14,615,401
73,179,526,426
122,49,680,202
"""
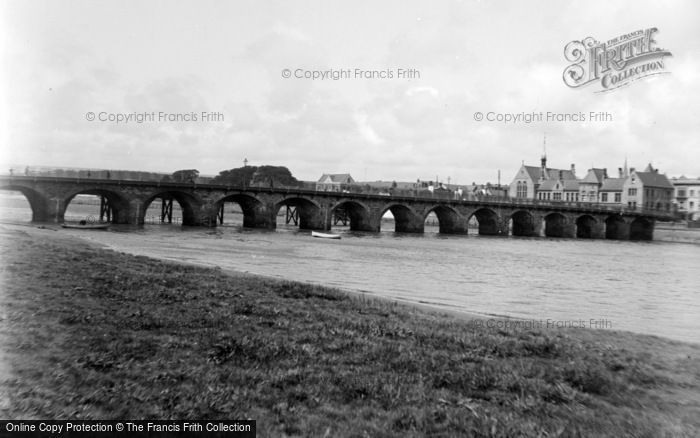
2,194,699,343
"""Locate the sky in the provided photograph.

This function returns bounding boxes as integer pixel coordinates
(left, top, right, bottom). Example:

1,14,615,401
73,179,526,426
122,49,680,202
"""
1,0,699,185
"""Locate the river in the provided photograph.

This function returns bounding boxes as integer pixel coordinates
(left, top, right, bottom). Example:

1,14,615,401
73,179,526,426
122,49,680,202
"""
2,194,699,343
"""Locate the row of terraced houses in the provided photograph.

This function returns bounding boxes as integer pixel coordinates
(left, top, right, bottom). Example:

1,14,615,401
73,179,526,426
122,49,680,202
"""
507,155,699,219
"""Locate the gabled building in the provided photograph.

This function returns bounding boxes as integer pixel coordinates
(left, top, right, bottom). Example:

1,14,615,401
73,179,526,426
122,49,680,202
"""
671,176,700,220
598,178,625,204
509,155,576,199
536,173,579,201
578,168,607,202
622,164,674,211
316,174,355,192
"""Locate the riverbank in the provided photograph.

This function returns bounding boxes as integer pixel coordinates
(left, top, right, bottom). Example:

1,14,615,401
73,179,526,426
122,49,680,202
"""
1,226,699,436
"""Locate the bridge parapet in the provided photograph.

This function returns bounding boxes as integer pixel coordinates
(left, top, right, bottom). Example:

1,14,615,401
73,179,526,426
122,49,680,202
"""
0,175,671,240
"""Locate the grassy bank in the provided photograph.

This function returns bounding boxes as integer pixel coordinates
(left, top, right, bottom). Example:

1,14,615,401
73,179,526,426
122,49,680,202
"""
1,227,699,436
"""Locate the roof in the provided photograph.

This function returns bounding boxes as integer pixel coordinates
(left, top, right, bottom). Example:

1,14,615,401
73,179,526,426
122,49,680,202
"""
600,178,625,191
671,177,700,186
521,165,576,181
538,180,557,191
581,168,606,184
360,180,416,189
563,180,580,191
522,165,542,181
634,171,674,189
317,173,354,184
538,179,579,191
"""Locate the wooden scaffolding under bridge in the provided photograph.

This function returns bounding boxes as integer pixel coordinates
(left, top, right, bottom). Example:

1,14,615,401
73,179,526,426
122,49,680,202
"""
217,204,225,225
333,206,348,226
99,196,112,222
160,196,173,223
285,205,299,226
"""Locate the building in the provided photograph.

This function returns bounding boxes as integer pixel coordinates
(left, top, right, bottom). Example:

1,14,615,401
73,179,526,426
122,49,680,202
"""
509,155,576,199
621,164,674,211
536,173,579,201
316,174,355,192
671,176,700,220
578,168,607,202
598,178,624,205
509,155,677,213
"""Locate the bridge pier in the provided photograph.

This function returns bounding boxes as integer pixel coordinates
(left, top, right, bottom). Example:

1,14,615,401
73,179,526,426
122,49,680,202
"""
298,205,329,231
630,217,655,241
438,218,469,235
590,222,605,239
394,216,424,233
349,207,380,232
605,216,630,240
45,197,66,223
543,213,575,238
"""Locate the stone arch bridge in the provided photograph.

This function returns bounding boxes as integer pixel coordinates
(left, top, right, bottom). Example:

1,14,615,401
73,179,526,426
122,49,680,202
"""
1,176,673,240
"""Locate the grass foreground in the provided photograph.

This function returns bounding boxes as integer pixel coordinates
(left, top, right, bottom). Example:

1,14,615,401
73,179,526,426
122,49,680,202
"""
1,226,699,437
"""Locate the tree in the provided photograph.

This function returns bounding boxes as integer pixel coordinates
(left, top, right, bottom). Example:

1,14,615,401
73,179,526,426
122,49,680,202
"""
171,169,199,183
251,166,300,187
212,165,300,187
212,166,257,186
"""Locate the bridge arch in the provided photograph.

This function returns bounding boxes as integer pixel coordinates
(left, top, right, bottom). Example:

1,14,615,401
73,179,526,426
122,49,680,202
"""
605,215,628,240
141,191,202,226
630,217,654,241
510,210,539,237
575,214,598,239
0,185,50,222
380,203,423,233
468,208,500,235
544,212,569,238
275,197,324,230
65,189,132,224
214,193,263,227
330,200,373,231
424,205,468,234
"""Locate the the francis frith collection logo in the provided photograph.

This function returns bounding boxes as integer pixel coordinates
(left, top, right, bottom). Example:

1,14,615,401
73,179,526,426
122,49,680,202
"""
563,28,672,92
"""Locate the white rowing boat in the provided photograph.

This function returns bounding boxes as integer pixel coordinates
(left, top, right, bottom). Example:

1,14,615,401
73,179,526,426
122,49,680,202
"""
61,222,110,230
311,231,341,239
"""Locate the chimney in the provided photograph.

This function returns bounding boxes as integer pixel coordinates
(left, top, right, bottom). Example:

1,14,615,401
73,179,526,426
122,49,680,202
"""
570,163,575,175
558,170,563,180
618,167,623,178
603,168,608,178
630,167,635,174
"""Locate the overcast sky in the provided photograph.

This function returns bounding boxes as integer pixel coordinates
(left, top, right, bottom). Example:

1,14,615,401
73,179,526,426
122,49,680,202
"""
1,0,698,184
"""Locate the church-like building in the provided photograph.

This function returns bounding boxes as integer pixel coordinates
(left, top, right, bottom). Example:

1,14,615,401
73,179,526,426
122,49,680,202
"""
508,155,576,200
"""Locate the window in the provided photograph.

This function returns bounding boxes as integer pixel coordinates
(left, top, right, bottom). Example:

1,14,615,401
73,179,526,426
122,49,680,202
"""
678,190,686,197
690,202,695,209
601,193,608,202
690,190,695,196
516,181,527,198
553,193,561,201
628,188,637,196
614,193,621,202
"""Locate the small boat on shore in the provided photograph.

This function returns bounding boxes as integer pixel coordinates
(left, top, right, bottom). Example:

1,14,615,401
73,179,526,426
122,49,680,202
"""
311,231,341,239
61,222,110,230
